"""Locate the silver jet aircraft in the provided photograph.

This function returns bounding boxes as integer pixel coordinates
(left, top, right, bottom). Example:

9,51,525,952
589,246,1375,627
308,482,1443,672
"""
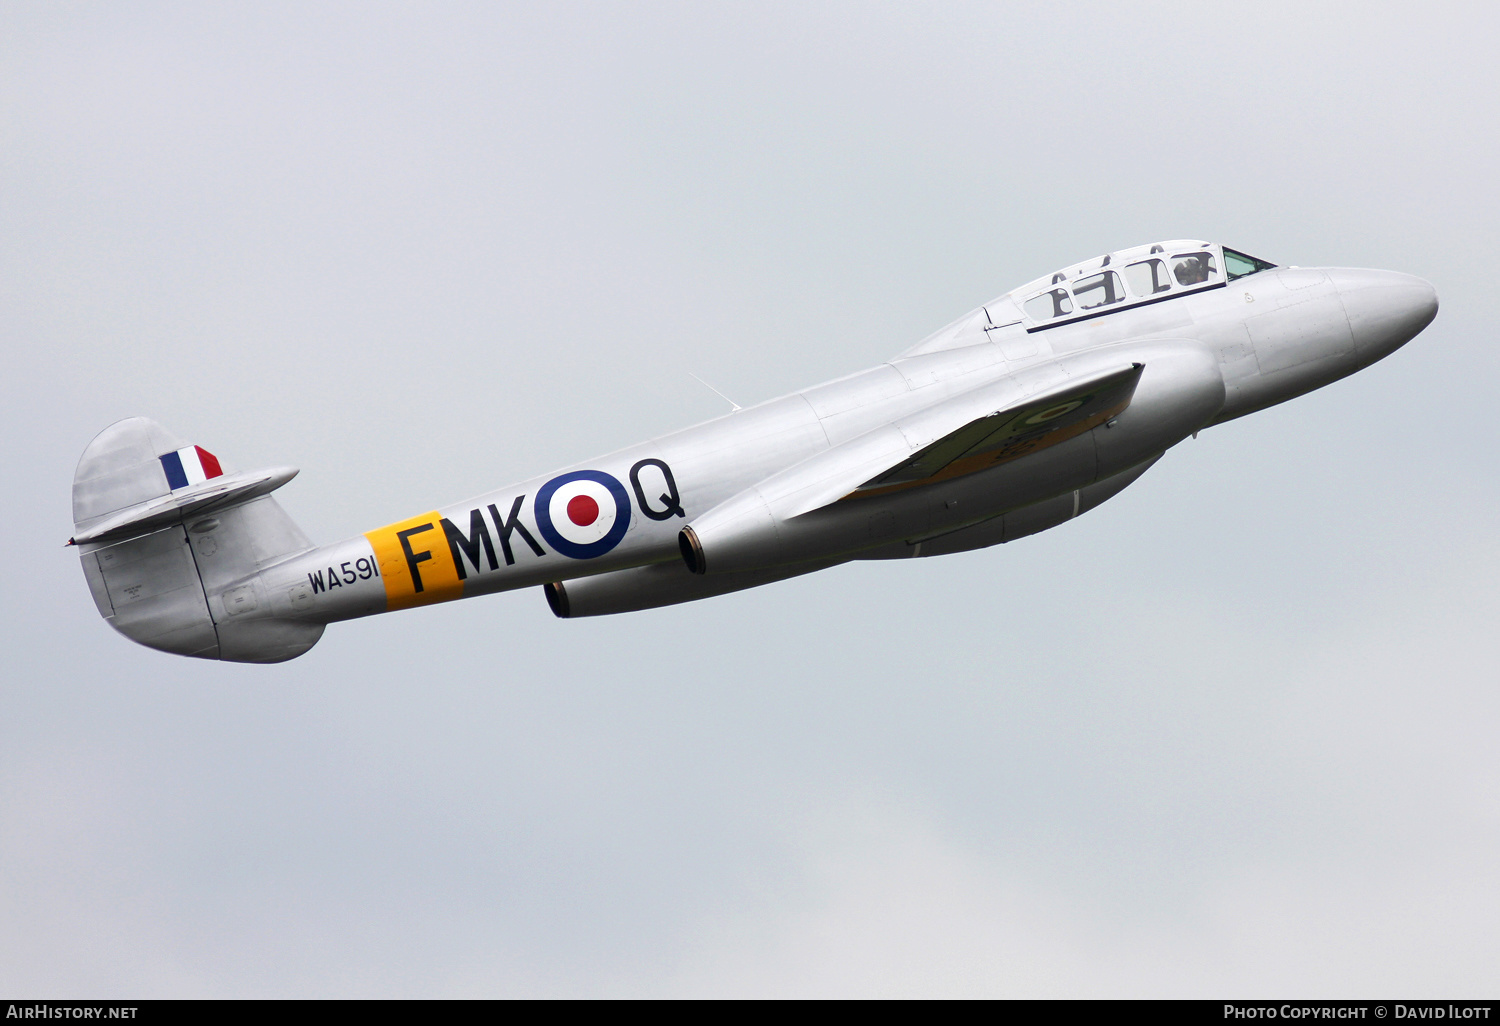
69,241,1437,662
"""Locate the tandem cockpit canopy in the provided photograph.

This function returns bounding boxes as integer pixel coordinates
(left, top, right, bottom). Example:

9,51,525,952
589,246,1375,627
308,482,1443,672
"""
901,240,1278,356
1014,241,1278,328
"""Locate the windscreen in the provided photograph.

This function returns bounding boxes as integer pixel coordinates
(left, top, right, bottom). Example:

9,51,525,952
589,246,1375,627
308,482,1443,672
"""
1223,248,1277,280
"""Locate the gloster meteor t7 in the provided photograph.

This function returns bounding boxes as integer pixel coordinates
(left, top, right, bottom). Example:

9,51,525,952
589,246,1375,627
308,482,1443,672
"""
69,241,1438,662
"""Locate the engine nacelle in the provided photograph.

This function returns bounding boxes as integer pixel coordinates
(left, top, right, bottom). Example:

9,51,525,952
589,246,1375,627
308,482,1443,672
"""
680,342,1223,576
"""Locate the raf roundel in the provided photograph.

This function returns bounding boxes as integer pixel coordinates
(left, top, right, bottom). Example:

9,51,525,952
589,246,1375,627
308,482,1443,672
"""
534,470,632,559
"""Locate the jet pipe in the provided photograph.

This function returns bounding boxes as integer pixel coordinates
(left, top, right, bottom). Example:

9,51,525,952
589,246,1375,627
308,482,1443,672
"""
547,557,843,618
563,455,1165,617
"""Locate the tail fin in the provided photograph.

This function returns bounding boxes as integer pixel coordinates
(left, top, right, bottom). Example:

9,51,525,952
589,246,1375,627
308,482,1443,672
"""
72,417,325,663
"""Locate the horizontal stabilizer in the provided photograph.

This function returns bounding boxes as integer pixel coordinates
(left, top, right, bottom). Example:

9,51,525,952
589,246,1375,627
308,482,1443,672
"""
71,466,300,545
70,416,299,545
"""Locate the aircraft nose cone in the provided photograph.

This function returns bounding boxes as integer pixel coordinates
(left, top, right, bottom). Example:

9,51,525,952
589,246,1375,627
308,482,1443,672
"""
1330,268,1438,357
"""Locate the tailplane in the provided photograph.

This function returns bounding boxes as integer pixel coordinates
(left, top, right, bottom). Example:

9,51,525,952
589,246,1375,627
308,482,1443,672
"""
72,417,324,663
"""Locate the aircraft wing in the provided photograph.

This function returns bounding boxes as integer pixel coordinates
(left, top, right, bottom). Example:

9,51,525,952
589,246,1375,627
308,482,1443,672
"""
750,363,1144,523
848,363,1142,499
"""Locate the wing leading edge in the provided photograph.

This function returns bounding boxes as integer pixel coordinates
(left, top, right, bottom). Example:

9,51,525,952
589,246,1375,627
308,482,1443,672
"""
848,363,1143,500
687,362,1149,535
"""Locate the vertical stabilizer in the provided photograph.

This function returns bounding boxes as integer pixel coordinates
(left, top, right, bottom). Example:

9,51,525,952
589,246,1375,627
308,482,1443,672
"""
72,418,325,663
73,417,192,535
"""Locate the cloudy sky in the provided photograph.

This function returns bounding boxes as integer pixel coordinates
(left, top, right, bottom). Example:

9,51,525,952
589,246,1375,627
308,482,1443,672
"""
4,1,1498,997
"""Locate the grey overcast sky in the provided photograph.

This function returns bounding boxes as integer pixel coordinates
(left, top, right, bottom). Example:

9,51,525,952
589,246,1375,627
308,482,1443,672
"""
4,1,1498,997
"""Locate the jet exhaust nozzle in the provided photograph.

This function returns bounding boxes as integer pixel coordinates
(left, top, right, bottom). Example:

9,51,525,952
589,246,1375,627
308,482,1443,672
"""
679,526,707,574
543,580,571,617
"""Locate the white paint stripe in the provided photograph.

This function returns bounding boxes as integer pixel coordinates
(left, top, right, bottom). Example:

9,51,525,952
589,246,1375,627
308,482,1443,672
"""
549,481,617,544
176,446,207,486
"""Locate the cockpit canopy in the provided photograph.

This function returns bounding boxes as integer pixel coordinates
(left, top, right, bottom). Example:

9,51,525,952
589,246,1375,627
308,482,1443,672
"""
1012,241,1276,328
900,240,1277,357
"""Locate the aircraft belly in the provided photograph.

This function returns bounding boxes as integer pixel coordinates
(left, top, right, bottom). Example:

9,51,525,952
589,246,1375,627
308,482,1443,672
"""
862,454,1162,560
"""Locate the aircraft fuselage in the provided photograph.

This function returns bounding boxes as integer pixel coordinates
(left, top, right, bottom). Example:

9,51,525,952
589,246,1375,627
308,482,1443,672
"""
70,241,1439,660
